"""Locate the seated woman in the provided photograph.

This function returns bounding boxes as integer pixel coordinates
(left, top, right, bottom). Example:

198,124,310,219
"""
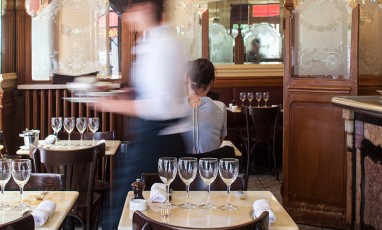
185,58,227,154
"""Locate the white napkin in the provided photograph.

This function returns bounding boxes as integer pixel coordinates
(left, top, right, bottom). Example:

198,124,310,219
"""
148,183,167,203
253,199,276,224
97,139,106,145
32,200,56,227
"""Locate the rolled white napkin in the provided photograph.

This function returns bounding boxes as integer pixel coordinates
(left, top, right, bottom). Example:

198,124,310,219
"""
148,183,167,203
253,199,276,224
32,200,56,227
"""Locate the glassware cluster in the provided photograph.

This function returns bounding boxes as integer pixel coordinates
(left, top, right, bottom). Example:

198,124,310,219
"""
239,92,270,107
51,117,100,145
0,159,31,211
158,157,239,211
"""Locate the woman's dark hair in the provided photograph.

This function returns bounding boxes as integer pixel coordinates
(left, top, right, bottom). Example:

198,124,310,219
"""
130,0,164,22
187,58,215,91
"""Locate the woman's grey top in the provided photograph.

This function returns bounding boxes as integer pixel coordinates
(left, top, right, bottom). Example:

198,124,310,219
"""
184,97,227,154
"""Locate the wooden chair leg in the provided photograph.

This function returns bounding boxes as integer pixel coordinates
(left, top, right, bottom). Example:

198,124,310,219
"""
272,140,279,181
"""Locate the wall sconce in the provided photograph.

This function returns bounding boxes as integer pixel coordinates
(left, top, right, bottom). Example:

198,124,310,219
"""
25,0,40,17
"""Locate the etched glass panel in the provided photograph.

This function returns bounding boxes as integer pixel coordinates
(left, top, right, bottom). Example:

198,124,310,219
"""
32,0,110,80
166,0,202,60
294,0,352,79
359,1,382,75
209,22,234,63
243,22,282,63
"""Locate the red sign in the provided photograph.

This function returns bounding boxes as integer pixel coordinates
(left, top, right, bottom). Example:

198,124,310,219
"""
252,4,280,17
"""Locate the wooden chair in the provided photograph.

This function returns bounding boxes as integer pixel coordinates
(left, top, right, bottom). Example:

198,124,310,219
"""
6,173,62,191
240,106,280,184
0,214,35,230
33,143,105,230
141,173,245,191
132,210,269,230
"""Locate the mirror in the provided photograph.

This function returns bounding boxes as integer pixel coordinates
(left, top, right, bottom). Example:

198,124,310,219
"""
31,0,121,81
206,0,283,64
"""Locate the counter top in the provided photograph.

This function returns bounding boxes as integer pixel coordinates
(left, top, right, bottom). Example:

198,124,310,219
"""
332,96,382,118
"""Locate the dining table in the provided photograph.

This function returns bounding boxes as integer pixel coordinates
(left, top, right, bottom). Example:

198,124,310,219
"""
0,191,78,230
118,191,298,230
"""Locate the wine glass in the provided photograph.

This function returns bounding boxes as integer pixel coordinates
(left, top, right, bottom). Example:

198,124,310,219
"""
76,117,87,146
0,159,11,210
239,92,246,107
12,159,31,211
64,117,75,146
263,92,270,107
219,158,239,211
88,118,100,145
178,157,197,209
255,92,262,108
247,92,254,107
199,158,218,209
51,117,62,139
158,157,177,209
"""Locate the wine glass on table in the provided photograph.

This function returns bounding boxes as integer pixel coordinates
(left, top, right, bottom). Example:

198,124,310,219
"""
158,157,177,209
0,159,12,210
247,92,254,107
64,117,75,146
239,92,246,107
178,157,197,209
199,158,218,209
51,117,62,142
76,117,87,146
88,118,100,145
263,92,270,107
255,92,262,108
12,159,31,211
219,158,239,211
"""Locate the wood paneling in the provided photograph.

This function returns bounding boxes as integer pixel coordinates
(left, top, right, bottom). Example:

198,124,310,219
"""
358,75,382,95
2,0,16,73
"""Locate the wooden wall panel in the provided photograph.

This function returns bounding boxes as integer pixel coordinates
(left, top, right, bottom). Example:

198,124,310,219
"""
358,75,382,95
2,0,16,73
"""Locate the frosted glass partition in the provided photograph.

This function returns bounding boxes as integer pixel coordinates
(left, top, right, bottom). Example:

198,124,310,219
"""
32,0,109,80
209,23,234,63
359,2,382,75
166,0,202,60
243,23,282,63
294,0,352,79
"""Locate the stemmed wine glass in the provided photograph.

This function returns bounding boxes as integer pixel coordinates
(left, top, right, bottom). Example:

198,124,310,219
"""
247,92,254,107
255,92,262,108
76,117,87,146
239,92,246,107
263,92,270,107
219,158,239,211
64,117,75,146
88,118,100,145
199,158,218,209
0,159,11,210
51,117,62,141
12,159,31,211
178,157,197,209
158,157,177,209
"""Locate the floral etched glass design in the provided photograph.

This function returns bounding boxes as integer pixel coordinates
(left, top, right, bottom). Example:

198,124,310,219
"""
31,0,109,80
359,1,382,75
294,0,352,79
243,23,282,63
209,23,234,63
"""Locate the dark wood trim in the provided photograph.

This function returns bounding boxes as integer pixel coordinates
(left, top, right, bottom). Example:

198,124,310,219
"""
201,9,209,59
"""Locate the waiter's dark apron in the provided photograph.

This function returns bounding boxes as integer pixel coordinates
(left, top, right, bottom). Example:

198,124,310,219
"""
107,118,185,228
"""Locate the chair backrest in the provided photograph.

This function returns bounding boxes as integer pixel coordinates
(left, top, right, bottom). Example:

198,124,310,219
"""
132,210,269,230
6,173,62,191
183,146,236,160
0,214,35,230
33,143,105,229
58,131,116,141
245,106,280,143
141,173,245,191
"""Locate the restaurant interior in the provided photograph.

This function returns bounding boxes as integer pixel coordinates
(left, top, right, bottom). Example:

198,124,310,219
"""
0,0,381,229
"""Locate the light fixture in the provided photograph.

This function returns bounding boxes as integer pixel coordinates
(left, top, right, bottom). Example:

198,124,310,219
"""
25,0,38,17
